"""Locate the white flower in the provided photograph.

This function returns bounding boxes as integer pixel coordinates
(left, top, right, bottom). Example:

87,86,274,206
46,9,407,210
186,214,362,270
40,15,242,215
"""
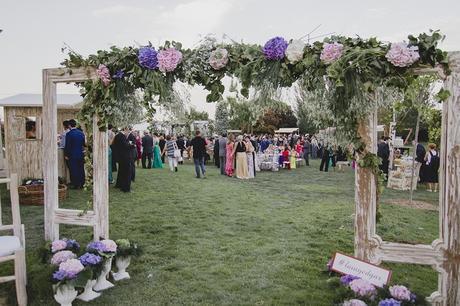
285,40,305,64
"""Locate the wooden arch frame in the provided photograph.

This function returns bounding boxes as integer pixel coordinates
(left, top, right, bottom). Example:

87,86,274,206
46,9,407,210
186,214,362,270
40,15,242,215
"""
354,51,460,305
43,67,108,241
41,53,459,304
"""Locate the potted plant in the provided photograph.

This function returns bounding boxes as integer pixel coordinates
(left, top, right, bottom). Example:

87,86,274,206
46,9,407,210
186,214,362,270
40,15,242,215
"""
76,252,103,301
86,239,117,291
112,239,141,281
52,258,89,306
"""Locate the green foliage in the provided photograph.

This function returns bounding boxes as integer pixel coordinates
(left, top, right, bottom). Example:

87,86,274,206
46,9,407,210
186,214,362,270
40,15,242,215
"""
214,100,229,135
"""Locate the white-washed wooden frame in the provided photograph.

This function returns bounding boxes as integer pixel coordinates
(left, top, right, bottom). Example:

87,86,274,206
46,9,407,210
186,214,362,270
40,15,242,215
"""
43,67,109,241
355,52,460,305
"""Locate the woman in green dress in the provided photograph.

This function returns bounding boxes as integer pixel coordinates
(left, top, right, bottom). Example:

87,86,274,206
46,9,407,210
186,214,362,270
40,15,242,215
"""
152,134,163,168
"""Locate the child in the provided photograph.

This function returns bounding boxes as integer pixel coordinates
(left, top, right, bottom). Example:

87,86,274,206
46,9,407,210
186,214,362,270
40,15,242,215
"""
282,145,291,169
290,148,297,169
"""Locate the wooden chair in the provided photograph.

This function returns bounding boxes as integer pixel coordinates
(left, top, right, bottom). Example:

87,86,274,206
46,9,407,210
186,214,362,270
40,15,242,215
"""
0,174,27,306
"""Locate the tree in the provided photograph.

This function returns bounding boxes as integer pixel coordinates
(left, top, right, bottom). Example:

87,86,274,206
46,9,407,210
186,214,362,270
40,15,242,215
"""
253,103,297,134
215,100,229,135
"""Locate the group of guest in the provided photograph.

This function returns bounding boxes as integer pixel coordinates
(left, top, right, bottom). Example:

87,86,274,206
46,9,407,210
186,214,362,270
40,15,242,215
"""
220,134,256,179
378,136,440,192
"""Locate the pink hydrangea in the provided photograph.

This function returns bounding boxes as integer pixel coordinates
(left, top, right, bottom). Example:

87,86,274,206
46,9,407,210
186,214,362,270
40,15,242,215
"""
209,48,229,70
343,299,367,306
101,239,117,253
51,250,76,265
157,48,183,73
385,42,420,67
59,258,84,278
96,64,111,86
349,279,377,298
51,240,67,253
320,42,344,64
389,285,411,301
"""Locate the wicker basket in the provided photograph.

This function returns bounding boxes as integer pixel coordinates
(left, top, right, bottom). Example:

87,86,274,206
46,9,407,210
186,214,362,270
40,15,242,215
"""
18,184,68,206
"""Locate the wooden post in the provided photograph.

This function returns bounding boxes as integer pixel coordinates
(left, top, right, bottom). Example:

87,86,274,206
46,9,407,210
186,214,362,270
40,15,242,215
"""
92,117,109,239
439,51,460,306
43,69,59,240
354,110,378,261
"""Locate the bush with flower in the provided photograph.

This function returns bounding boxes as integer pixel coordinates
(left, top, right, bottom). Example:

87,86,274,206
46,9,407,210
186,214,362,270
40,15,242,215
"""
326,258,427,305
209,48,229,70
320,42,344,64
87,239,117,259
263,36,288,60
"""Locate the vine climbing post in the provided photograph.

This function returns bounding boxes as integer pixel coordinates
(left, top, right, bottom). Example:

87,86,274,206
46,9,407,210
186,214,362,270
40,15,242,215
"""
354,110,378,261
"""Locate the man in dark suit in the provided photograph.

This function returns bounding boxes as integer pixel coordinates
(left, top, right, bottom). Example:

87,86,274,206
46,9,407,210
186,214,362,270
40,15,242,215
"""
218,133,227,174
189,130,207,178
127,128,137,182
377,136,390,178
141,131,154,168
64,119,85,189
113,127,135,192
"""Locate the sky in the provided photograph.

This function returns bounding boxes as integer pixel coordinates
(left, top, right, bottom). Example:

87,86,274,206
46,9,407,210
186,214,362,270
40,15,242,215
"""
1,0,459,120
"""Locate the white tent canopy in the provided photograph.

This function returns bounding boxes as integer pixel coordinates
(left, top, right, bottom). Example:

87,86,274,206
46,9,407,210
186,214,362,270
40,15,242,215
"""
274,127,299,134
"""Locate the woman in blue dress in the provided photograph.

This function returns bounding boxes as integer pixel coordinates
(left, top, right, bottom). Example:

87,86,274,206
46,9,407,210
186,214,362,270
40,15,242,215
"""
152,134,163,168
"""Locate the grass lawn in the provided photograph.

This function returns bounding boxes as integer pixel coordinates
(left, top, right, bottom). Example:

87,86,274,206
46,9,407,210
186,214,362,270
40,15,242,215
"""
0,159,439,305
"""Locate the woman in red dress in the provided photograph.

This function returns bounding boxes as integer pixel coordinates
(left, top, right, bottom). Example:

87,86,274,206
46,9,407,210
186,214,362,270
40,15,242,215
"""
225,134,235,176
135,131,142,167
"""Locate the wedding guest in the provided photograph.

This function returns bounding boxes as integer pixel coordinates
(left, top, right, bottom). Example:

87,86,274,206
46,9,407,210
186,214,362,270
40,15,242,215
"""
152,133,163,168
159,134,166,164
424,143,440,192
245,136,255,178
415,141,426,183
377,136,390,178
135,131,142,167
127,128,137,182
58,120,70,183
233,135,249,179
213,137,220,168
163,135,179,172
189,130,207,178
141,130,154,169
303,137,311,166
218,133,228,175
113,127,135,192
176,135,186,164
290,147,297,169
225,134,235,177
64,119,85,189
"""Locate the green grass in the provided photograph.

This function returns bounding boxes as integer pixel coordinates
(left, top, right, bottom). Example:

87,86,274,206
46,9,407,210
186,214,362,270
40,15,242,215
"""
0,160,438,305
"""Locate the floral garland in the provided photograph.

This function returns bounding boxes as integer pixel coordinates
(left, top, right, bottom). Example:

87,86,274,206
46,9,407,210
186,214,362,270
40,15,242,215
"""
61,31,449,208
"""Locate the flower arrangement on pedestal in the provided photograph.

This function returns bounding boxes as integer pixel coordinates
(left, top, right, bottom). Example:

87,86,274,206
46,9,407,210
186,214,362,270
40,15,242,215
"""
112,239,142,281
52,258,88,306
87,239,117,291
76,252,103,301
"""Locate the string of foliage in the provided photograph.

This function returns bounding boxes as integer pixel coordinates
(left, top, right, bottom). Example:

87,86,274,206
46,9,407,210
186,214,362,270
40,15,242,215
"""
61,30,450,210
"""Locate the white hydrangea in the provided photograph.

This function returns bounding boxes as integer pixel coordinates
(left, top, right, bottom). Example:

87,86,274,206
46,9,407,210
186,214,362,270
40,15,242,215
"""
285,40,305,64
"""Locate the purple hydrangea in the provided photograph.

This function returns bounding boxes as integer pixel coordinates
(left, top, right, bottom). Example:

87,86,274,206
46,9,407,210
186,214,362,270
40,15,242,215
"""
52,270,67,281
113,69,125,79
79,252,102,266
138,46,158,69
87,241,105,253
340,274,360,285
378,298,401,306
263,36,288,60
65,239,80,251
